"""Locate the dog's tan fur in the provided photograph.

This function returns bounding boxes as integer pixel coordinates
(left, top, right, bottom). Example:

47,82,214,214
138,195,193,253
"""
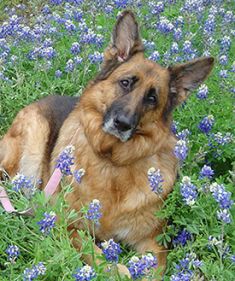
0,11,214,278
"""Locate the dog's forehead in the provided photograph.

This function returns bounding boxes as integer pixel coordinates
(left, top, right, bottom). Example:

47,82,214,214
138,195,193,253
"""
112,56,169,83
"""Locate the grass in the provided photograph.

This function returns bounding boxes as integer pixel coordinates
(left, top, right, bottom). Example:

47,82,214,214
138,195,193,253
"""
0,0,234,280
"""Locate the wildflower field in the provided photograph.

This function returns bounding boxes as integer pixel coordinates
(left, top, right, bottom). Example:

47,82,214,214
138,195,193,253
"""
0,0,234,280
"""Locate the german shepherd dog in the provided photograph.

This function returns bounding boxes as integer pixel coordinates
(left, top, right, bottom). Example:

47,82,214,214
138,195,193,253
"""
0,11,213,278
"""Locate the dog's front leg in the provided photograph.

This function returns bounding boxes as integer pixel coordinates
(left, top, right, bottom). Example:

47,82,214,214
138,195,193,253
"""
69,229,131,278
135,237,167,280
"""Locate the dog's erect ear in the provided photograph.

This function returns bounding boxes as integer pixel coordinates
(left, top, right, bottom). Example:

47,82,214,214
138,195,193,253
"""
111,10,143,62
95,11,143,82
168,57,214,106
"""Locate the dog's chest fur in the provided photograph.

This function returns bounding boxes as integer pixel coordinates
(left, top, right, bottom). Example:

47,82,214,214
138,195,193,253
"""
52,114,178,245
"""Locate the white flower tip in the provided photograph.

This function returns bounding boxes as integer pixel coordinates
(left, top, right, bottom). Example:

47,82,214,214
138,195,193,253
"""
101,241,109,249
148,167,156,175
130,256,140,263
182,176,191,184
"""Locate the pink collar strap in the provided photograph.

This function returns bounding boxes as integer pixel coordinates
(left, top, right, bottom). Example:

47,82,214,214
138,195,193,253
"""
0,168,62,215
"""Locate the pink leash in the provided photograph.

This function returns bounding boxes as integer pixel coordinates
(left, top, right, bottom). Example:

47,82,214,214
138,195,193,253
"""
0,185,17,213
44,168,62,197
0,168,62,215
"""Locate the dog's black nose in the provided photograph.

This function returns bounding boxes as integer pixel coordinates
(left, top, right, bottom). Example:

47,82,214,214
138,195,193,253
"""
114,115,132,132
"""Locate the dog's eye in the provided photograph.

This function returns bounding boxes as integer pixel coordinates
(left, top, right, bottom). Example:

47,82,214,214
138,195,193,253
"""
147,95,157,103
145,88,158,105
119,79,130,89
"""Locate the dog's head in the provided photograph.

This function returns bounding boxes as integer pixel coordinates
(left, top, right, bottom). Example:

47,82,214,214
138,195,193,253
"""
80,11,214,156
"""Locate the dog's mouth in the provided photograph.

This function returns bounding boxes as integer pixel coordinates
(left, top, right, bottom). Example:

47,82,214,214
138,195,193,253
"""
102,116,137,142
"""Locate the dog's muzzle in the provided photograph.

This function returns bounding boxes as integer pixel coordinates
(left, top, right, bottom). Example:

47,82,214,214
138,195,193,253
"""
103,111,138,142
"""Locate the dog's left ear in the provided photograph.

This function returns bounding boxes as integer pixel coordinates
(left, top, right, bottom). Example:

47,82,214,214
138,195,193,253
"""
111,10,143,62
95,11,143,81
168,57,214,106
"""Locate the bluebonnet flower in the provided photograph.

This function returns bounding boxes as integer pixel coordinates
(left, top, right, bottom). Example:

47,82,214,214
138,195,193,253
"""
37,211,56,235
204,14,215,35
73,265,96,281
56,145,74,175
208,235,223,248
209,183,233,209
149,51,160,62
163,51,171,62
104,5,113,14
74,56,83,65
219,70,228,78
170,42,179,54
219,55,228,66
180,176,197,206
86,199,102,224
176,129,190,141
175,16,184,27
74,168,85,183
70,42,81,55
231,62,235,72
40,46,56,59
231,255,235,263
114,0,129,8
182,0,204,14
55,69,62,78
224,11,234,23
203,50,211,57
68,0,83,5
147,167,163,194
220,36,231,51
173,229,192,246
6,245,20,263
64,20,76,32
128,254,157,280
73,9,83,22
23,267,38,281
50,0,63,5
171,121,178,134
151,2,164,15
78,21,88,33
42,5,51,15
217,209,231,224
11,173,33,192
213,132,233,145
0,71,10,82
10,54,18,63
101,239,122,263
170,271,192,281
199,165,214,179
34,262,46,275
157,16,174,33
170,253,202,281
143,39,155,50
196,84,208,99
174,140,188,161
174,28,183,41
88,51,103,64
209,5,218,16
198,115,214,134
80,30,104,47
65,59,75,72
23,262,46,281
182,40,193,55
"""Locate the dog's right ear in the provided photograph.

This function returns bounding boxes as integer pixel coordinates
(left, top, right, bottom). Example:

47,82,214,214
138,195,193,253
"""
96,11,143,81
